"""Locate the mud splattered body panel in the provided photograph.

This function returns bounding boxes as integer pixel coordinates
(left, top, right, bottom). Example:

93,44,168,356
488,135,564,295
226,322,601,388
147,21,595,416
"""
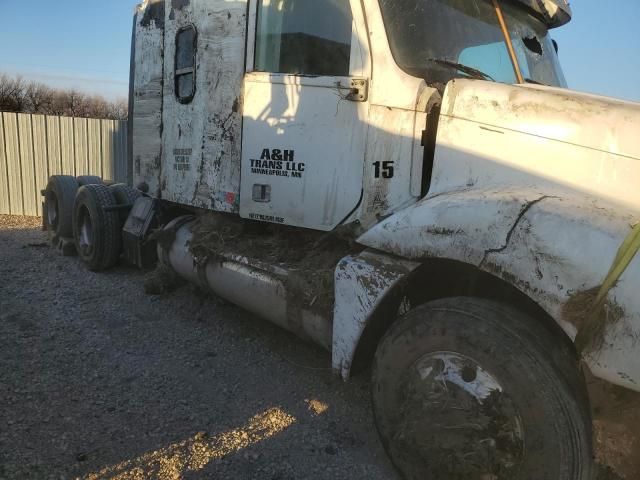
359,80,640,392
132,0,433,227
240,74,369,231
132,0,247,212
160,0,247,212
132,0,166,197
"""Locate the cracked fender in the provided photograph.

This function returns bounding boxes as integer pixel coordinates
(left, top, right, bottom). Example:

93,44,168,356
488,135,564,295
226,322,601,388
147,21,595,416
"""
357,186,640,392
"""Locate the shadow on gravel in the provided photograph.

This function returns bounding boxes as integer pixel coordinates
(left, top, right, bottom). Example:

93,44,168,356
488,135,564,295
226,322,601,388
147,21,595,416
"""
0,220,397,480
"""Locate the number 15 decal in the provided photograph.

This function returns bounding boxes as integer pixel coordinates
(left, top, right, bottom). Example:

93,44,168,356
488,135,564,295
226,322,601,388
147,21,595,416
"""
373,161,395,179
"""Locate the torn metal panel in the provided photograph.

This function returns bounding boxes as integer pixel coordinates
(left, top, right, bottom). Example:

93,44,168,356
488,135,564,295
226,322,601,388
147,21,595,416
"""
160,0,247,212
358,187,549,264
332,250,419,378
132,0,165,196
478,195,640,391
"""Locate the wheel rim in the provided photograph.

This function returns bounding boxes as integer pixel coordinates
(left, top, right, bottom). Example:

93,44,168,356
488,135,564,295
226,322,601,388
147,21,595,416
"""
78,206,94,256
47,193,59,229
392,351,525,479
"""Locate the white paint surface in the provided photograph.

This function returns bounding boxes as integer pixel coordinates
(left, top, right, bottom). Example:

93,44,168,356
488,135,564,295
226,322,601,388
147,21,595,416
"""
359,80,640,391
130,2,640,395
160,0,247,212
333,250,419,378
132,0,165,197
240,73,369,230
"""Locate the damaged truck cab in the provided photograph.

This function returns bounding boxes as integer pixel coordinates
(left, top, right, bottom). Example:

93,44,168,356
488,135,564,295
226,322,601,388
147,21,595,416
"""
43,0,640,477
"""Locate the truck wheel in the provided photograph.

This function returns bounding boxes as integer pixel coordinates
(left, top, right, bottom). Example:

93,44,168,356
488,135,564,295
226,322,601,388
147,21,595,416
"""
372,297,593,480
44,175,79,239
72,184,122,272
109,184,142,226
77,175,103,186
110,184,141,205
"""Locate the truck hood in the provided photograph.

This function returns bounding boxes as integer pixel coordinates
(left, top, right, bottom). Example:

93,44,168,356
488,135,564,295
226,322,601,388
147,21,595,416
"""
441,80,640,162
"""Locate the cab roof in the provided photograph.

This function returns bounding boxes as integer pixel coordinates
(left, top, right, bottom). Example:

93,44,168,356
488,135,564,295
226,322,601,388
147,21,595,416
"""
516,0,572,28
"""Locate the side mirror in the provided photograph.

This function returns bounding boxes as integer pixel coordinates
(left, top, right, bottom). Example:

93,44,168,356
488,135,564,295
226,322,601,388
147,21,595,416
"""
552,39,559,54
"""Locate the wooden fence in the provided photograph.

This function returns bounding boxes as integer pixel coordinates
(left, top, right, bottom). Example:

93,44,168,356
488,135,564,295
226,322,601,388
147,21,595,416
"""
0,112,128,216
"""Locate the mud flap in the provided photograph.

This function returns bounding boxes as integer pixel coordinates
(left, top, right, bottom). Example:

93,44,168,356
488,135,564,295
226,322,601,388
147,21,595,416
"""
122,196,160,269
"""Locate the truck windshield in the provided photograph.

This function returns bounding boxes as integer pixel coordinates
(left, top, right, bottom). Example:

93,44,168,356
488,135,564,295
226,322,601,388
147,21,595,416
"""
379,0,567,87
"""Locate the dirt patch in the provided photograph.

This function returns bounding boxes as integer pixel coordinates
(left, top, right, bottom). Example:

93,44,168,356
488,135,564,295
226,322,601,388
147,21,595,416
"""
143,262,185,295
0,215,42,230
562,287,625,353
588,373,640,479
189,212,362,314
392,366,523,479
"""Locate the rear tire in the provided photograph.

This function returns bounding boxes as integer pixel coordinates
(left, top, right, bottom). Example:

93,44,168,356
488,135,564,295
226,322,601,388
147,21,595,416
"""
109,184,142,227
44,175,79,239
77,175,102,186
72,184,122,271
110,184,141,205
372,297,593,480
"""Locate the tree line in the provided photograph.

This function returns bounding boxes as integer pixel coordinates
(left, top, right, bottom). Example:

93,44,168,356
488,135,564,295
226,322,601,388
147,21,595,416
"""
0,74,128,120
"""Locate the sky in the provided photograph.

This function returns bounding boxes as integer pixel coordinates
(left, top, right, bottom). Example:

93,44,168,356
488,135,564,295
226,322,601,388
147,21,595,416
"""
553,0,640,102
0,0,638,102
0,0,138,100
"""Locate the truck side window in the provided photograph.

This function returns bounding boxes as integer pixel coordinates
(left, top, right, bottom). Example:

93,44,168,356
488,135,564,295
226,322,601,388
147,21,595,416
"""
175,26,197,103
254,0,353,77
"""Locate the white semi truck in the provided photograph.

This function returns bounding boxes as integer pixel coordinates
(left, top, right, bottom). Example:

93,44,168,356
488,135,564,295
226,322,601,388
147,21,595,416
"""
42,0,640,478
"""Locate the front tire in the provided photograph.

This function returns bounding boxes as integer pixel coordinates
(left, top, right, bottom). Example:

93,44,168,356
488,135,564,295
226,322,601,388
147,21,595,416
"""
372,297,593,480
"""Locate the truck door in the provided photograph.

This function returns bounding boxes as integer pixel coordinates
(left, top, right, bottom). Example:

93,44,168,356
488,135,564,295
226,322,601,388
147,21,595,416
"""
160,0,247,212
240,0,370,231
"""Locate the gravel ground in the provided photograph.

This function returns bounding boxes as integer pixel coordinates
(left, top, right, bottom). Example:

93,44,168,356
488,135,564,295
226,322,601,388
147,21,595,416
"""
0,216,399,480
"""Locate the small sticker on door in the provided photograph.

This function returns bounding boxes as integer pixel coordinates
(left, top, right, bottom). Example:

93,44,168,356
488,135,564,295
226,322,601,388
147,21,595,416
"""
248,213,285,224
174,148,192,171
